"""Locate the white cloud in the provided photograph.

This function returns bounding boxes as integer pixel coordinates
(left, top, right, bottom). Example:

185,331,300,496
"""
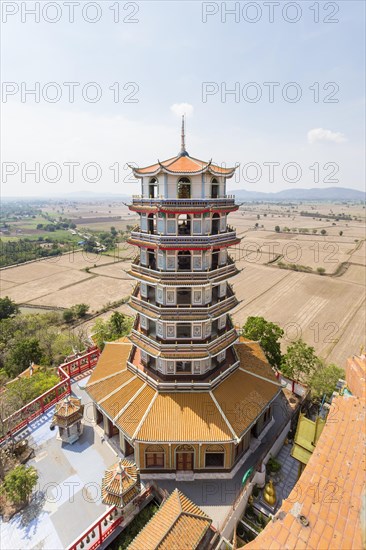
170,103,194,118
307,127,347,144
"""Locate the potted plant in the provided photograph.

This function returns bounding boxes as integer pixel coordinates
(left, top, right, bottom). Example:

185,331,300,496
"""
246,503,255,520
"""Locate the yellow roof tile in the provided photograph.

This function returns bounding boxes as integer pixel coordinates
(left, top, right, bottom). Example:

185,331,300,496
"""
101,377,145,420
235,340,279,383
127,489,212,550
87,342,132,385
136,392,233,442
86,370,134,403
117,383,156,438
213,368,280,438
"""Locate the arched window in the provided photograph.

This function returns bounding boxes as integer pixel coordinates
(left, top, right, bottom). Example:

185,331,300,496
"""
177,177,191,199
177,214,191,235
205,444,225,468
145,444,165,468
211,178,219,199
149,177,158,199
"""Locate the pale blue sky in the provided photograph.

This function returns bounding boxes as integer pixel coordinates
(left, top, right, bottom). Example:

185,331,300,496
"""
1,0,365,195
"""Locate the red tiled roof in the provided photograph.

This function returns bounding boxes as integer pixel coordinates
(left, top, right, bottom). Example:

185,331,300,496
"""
346,354,366,399
246,393,366,550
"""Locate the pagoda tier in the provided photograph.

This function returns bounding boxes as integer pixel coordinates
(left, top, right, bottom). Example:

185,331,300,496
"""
129,196,239,215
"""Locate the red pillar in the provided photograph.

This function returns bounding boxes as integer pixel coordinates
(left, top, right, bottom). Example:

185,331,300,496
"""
98,521,103,545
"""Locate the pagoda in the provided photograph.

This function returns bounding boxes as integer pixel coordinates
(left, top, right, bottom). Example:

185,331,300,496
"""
86,119,281,476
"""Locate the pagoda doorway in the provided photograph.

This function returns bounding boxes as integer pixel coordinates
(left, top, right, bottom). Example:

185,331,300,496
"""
176,445,194,471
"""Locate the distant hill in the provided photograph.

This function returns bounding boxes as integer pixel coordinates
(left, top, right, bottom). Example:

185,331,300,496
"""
3,187,364,202
232,187,365,202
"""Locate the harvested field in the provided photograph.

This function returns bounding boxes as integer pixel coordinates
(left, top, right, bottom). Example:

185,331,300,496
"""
28,275,133,310
89,261,131,279
1,261,69,284
3,271,93,304
231,267,365,366
339,264,366,286
0,279,18,290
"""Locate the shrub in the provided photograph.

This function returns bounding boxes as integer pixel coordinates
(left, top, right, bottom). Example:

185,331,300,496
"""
1,465,38,504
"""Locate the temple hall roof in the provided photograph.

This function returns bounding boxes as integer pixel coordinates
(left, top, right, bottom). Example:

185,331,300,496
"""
127,488,212,550
85,341,281,444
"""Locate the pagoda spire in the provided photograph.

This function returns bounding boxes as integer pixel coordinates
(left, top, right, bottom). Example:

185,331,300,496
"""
180,115,188,156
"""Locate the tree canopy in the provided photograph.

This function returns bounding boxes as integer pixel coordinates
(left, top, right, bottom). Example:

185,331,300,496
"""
0,297,19,320
1,465,38,504
281,339,320,382
92,312,133,350
309,363,345,400
242,316,283,368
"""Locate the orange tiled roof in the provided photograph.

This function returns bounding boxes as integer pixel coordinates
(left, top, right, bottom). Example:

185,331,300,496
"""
132,153,236,178
127,489,212,550
346,354,366,399
246,393,366,550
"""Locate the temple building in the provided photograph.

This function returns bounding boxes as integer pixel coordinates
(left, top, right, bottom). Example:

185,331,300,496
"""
86,120,282,476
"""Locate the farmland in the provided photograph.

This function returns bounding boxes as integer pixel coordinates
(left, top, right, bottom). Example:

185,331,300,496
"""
0,199,365,368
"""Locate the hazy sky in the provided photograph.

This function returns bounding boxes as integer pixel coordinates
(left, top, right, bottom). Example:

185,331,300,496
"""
1,0,365,196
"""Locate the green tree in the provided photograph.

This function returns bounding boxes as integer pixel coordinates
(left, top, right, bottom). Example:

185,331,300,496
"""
72,304,89,318
339,230,343,236
316,267,326,275
242,316,284,368
0,297,19,320
4,337,43,377
281,339,320,382
92,312,133,350
309,363,345,400
2,465,38,504
63,309,74,323
320,229,327,235
274,225,280,233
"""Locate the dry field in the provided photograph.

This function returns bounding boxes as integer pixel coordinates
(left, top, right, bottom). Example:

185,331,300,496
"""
229,203,365,366
1,201,365,368
0,251,134,312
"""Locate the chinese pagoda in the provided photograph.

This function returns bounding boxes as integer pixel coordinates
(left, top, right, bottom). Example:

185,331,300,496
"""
86,119,281,476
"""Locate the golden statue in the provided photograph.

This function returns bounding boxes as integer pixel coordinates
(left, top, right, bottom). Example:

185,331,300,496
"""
263,479,276,506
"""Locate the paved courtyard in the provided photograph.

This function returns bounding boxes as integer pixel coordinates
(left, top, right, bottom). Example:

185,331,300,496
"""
0,378,294,548
0,377,120,550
